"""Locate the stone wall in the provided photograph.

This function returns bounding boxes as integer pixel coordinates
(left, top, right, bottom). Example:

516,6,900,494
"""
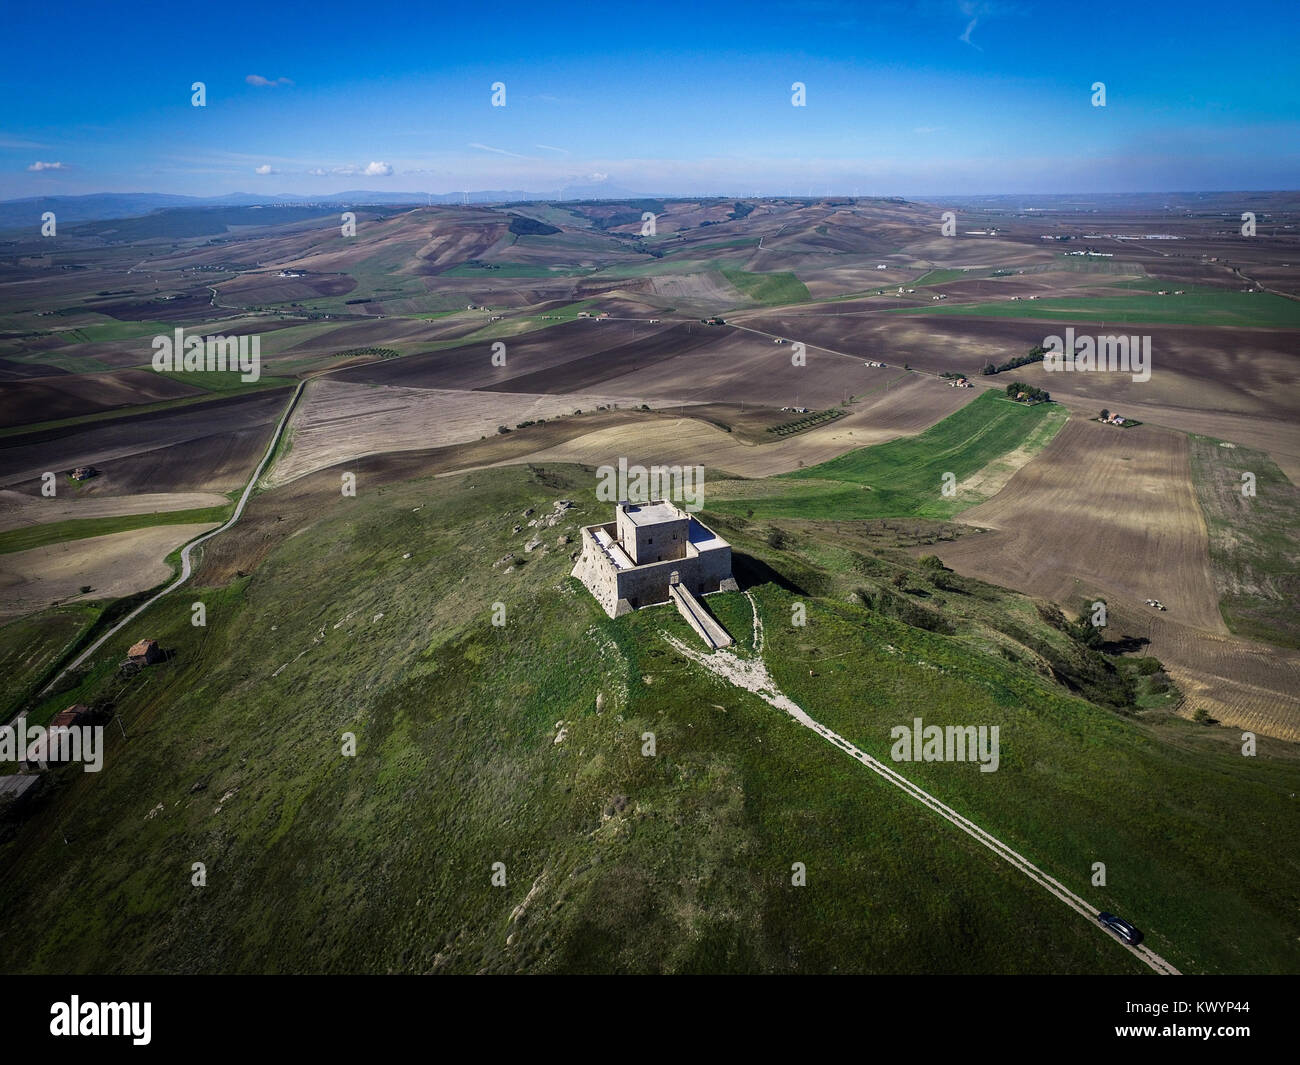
572,527,625,617
695,544,734,594
573,522,736,619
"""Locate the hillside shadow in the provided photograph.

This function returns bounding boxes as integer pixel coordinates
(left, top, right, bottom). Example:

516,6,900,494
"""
732,551,810,597
1101,634,1150,654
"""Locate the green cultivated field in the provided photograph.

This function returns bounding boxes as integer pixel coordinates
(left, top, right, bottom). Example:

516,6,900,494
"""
54,317,175,344
153,369,296,394
0,505,229,555
913,268,984,286
1,462,1295,974
1188,436,1300,649
709,391,1067,520
720,269,810,305
443,262,594,278
7,350,116,374
886,287,1300,328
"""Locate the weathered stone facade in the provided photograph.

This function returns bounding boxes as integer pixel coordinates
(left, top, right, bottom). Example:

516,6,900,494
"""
572,501,737,618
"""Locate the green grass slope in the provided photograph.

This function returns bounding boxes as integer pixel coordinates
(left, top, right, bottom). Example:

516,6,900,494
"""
1,463,1296,974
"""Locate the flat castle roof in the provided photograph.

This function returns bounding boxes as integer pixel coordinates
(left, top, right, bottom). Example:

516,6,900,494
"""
687,521,726,550
619,501,684,526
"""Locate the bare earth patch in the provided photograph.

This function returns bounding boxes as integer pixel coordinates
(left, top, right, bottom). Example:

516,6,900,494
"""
496,374,976,479
0,522,218,619
267,380,691,486
0,490,229,533
926,418,1300,739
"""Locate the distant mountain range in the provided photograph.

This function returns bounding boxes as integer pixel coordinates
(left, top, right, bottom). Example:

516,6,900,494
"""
6,187,1277,236
0,184,657,232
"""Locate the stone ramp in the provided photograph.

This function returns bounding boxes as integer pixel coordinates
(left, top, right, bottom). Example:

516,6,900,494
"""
670,582,733,649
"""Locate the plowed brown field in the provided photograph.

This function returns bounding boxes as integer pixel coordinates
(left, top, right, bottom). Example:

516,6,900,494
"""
925,417,1300,739
499,373,976,479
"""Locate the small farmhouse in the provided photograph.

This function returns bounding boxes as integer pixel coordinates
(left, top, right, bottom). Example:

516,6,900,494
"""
126,639,163,667
22,704,101,768
50,704,96,728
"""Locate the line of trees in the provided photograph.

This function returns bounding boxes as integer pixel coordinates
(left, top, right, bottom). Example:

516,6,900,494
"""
982,345,1048,375
1005,381,1051,403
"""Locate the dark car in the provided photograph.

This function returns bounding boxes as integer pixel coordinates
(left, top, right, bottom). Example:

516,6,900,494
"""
1097,911,1144,946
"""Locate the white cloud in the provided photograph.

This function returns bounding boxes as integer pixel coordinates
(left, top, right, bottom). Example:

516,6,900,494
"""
28,160,63,171
586,172,608,182
254,164,276,175
246,74,294,87
534,144,570,155
311,161,394,177
958,0,992,51
469,142,526,158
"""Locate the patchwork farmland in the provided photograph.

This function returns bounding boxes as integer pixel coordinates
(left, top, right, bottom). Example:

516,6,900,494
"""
1,188,1297,984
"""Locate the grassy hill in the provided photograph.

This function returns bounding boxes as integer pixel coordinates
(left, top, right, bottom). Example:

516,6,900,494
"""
2,459,1296,974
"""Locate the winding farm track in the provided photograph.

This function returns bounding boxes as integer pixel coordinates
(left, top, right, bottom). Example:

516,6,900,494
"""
665,592,1183,976
34,381,306,698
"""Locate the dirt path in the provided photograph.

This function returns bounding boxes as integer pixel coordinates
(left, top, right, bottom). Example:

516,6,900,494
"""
663,593,1182,976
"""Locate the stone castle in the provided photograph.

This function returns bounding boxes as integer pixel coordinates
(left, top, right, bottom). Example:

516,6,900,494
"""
572,501,737,618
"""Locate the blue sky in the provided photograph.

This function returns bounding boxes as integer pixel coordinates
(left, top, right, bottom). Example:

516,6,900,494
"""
3,0,1297,199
